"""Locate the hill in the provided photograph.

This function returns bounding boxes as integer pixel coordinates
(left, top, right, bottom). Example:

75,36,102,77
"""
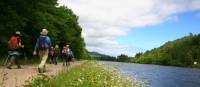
135,33,200,67
89,52,116,61
89,52,110,57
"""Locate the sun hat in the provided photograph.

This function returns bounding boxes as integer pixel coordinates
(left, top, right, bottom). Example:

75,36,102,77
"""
16,31,21,35
41,29,48,35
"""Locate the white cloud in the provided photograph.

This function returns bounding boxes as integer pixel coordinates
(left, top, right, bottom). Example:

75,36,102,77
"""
58,0,200,56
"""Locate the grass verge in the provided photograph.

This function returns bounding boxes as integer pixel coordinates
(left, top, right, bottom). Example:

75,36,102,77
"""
25,61,143,87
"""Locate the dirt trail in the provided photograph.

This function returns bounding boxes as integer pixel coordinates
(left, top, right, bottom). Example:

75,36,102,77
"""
0,61,82,87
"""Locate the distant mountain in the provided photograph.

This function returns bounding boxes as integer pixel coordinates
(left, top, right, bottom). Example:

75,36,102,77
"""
89,52,110,57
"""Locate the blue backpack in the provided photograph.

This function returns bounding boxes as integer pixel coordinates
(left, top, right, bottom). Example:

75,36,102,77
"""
38,36,48,50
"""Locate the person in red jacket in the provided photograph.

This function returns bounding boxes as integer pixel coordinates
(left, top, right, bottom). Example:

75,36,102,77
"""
7,31,23,69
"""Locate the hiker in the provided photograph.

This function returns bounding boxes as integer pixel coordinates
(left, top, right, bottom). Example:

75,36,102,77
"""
66,45,74,62
7,31,23,69
69,50,75,62
61,45,71,66
53,44,60,65
33,29,52,73
67,48,74,62
49,46,57,65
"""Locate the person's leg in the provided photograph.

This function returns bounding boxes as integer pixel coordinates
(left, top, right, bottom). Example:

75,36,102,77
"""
54,54,57,65
64,55,68,66
64,55,67,66
14,55,21,69
7,56,14,69
62,54,65,66
69,55,72,63
38,51,43,73
38,50,49,72
68,55,71,65
52,55,56,65
50,55,53,64
66,55,70,66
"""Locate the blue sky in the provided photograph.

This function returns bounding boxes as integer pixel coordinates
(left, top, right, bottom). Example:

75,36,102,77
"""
117,11,200,51
59,0,200,56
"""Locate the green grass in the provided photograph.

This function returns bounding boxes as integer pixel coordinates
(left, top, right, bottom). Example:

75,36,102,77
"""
25,61,143,87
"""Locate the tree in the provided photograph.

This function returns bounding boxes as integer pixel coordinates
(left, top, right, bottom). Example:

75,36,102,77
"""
0,0,88,59
117,54,129,62
136,33,200,67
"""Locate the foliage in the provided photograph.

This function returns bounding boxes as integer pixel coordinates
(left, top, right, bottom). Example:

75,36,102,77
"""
0,0,88,59
135,34,200,67
24,74,53,87
25,61,142,87
117,54,130,62
96,56,117,61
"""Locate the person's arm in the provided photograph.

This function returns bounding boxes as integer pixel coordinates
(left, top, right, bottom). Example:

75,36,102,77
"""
18,37,22,47
33,37,39,55
46,36,52,50
61,49,64,54
34,37,39,51
71,51,74,58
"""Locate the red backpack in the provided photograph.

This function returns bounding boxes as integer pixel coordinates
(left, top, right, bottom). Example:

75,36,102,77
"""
8,36,20,50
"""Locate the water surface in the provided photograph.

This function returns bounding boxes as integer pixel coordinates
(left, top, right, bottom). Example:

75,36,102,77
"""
100,61,200,87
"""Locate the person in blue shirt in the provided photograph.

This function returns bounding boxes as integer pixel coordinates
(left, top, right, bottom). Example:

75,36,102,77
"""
33,29,51,73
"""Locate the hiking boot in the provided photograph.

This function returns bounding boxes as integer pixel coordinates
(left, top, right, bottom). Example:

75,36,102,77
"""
38,68,42,73
43,68,46,72
17,65,21,69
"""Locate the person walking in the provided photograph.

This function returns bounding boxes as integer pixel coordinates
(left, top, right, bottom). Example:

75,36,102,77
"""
7,31,23,69
53,44,60,65
69,50,75,62
61,45,71,66
33,29,51,73
49,46,57,65
67,45,74,62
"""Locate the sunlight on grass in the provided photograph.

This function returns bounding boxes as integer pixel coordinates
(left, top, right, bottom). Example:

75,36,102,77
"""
25,61,143,87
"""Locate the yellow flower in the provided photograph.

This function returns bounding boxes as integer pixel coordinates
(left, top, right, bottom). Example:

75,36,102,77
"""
78,78,83,83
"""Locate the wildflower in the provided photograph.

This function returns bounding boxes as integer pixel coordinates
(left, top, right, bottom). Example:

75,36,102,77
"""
78,78,83,83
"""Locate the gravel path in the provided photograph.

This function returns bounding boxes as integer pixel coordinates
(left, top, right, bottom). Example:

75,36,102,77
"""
0,61,82,87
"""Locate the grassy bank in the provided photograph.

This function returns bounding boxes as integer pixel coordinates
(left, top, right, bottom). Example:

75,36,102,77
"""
25,61,142,87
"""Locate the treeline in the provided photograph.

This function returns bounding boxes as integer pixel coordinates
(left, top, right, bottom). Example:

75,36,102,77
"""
0,0,88,58
99,33,200,67
134,33,200,67
89,52,132,62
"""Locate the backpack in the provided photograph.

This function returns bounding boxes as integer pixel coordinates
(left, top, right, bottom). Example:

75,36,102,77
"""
8,36,20,50
38,36,49,50
62,48,69,55
50,48,55,56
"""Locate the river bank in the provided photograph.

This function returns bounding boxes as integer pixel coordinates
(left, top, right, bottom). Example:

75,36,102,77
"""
25,61,143,87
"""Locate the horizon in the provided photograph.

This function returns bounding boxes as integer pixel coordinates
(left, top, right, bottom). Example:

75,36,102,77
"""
58,0,200,56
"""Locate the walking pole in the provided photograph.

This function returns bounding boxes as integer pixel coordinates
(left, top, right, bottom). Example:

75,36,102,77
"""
24,53,28,64
3,55,10,66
